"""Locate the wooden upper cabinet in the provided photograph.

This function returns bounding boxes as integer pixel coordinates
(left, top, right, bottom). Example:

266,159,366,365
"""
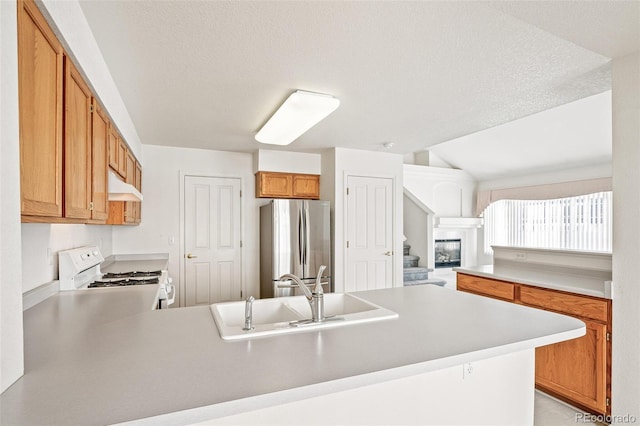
134,162,142,223
63,56,92,220
108,125,127,179
108,125,119,172
117,137,127,178
255,171,320,199
124,150,136,223
91,101,109,222
18,0,64,218
292,174,320,199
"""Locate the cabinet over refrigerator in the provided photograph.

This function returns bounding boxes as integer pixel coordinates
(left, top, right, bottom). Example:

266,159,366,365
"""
260,199,332,298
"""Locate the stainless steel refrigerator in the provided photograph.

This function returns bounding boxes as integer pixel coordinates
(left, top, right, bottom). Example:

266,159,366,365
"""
260,199,332,298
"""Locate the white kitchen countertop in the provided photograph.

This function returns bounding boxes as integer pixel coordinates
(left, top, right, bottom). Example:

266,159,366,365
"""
0,285,584,425
454,264,611,299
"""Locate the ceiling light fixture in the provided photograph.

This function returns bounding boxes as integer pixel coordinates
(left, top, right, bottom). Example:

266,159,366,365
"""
383,142,395,149
255,90,340,145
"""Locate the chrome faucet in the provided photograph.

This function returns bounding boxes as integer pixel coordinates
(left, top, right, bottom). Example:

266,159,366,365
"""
242,295,255,330
280,265,327,322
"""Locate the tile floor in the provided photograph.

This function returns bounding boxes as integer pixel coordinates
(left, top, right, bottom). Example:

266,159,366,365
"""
535,391,606,425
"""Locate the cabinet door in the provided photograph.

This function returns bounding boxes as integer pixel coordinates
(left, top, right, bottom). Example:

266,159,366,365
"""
256,172,292,198
456,273,515,301
18,0,64,218
117,138,127,178
134,162,142,223
64,57,92,220
292,174,320,199
535,319,608,414
91,101,109,221
124,150,136,223
108,125,119,172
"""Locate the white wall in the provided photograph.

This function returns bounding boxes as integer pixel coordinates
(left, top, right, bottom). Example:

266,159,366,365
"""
478,163,612,192
403,196,430,268
403,164,480,269
254,149,321,174
330,148,404,293
611,52,640,423
403,165,476,217
0,0,25,393
21,224,113,293
112,145,261,306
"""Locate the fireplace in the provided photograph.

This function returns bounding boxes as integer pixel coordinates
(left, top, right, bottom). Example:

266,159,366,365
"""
434,239,461,268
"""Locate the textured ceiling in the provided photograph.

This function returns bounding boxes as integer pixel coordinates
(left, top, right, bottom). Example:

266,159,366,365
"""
78,1,638,174
429,91,613,181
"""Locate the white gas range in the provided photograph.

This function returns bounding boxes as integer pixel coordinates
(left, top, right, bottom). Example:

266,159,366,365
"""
58,246,175,309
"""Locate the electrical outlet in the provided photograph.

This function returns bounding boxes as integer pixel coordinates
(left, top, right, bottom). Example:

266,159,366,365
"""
462,362,473,379
515,252,526,260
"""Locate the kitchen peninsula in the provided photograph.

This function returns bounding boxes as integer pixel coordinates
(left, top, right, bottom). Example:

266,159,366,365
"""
455,246,612,417
1,285,584,425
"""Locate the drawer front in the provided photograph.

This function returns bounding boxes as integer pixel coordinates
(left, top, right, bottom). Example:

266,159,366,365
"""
520,286,609,322
456,274,515,301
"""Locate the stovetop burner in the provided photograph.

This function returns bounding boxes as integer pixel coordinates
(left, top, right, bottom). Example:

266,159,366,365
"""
102,270,162,279
88,277,160,288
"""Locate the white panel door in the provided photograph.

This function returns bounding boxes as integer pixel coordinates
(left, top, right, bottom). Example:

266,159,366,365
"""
345,175,394,292
184,176,242,306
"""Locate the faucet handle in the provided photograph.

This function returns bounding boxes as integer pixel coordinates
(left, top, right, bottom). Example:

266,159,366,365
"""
314,265,327,294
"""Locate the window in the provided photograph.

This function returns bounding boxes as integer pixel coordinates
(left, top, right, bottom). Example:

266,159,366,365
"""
483,191,612,254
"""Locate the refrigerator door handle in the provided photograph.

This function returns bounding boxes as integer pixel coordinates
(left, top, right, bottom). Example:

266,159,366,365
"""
302,203,308,266
298,206,304,265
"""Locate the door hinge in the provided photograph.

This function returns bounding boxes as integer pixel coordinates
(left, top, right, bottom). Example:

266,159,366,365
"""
240,190,242,197
346,240,350,248
606,332,611,342
346,187,349,196
606,397,610,407
90,104,94,113
240,240,243,248
89,201,94,211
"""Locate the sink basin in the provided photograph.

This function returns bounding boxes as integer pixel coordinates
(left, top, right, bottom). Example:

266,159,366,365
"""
210,293,398,340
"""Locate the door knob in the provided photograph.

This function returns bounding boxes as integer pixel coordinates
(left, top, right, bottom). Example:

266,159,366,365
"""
384,251,393,256
186,253,198,259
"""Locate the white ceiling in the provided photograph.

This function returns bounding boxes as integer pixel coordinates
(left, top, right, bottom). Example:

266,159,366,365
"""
78,1,639,176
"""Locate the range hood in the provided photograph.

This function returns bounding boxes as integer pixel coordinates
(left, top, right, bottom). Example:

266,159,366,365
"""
108,170,143,201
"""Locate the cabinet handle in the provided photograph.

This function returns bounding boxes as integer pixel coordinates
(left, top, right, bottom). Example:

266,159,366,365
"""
186,253,198,259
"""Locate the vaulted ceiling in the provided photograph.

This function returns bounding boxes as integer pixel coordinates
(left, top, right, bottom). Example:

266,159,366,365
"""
79,1,639,178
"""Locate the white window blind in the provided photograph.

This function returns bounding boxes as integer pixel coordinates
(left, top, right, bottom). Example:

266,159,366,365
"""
483,191,612,254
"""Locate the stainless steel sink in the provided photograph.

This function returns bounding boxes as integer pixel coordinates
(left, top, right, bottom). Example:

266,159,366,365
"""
210,293,398,340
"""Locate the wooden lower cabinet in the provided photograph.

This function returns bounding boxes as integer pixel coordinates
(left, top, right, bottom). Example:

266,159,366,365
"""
535,319,608,414
456,273,611,416
456,274,515,301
